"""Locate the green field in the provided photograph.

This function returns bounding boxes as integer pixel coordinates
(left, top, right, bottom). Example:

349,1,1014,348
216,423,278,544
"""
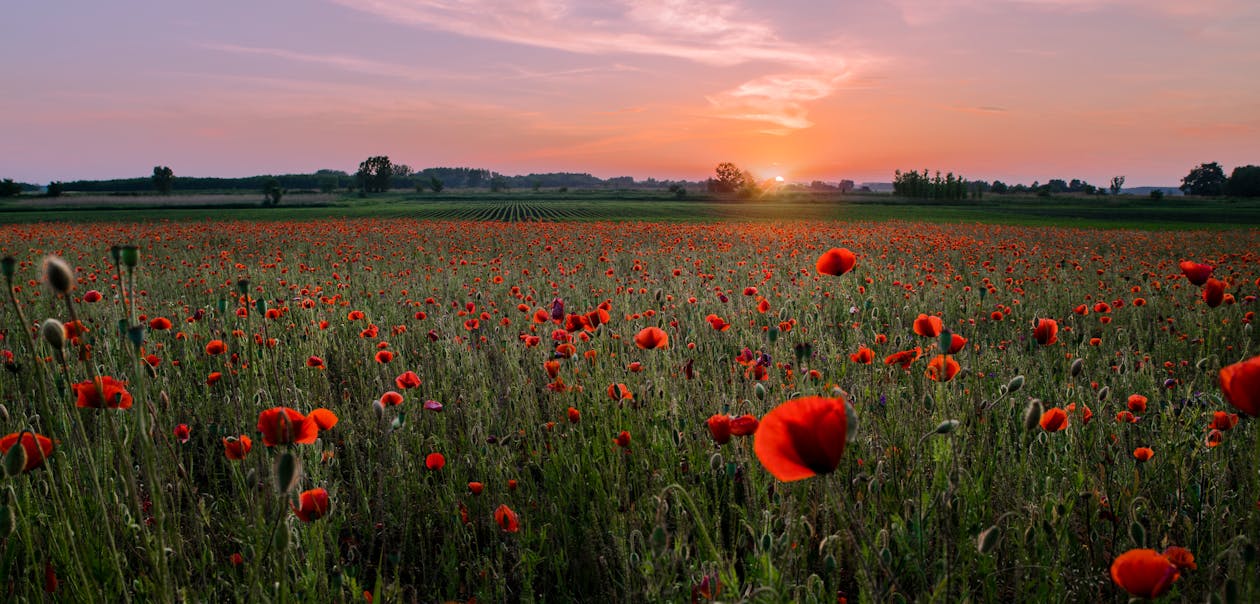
4,190,1260,230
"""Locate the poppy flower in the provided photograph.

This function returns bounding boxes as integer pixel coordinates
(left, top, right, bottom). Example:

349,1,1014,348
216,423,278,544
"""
614,431,631,447
468,482,484,495
306,356,325,369
567,407,581,423
815,248,857,276
205,340,226,355
1110,549,1179,599
925,355,960,382
495,504,520,533
1115,410,1137,423
912,314,943,337
705,314,731,331
173,424,191,444
148,317,172,330
394,370,422,389
707,414,732,445
633,326,669,350
380,391,404,406
223,435,252,460
1162,546,1196,571
0,432,55,473
1205,429,1224,448
308,408,339,430
73,376,134,409
207,371,223,386
627,361,644,372
425,452,445,471
730,414,759,436
1039,408,1068,432
256,407,319,446
83,290,102,303
374,350,394,364
753,396,848,482
607,383,633,401
850,346,875,364
1203,278,1226,308
884,347,921,370
946,333,967,354
1127,394,1147,414
544,360,561,379
1209,411,1238,431
1133,447,1154,462
1033,319,1058,346
1179,260,1213,286
291,487,331,522
1219,355,1260,416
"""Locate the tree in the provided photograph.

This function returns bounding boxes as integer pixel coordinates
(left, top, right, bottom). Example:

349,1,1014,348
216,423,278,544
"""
152,166,174,194
317,174,338,193
262,177,284,205
1109,175,1125,196
356,156,393,193
429,176,444,193
990,180,1008,194
1226,165,1260,197
46,181,64,198
1,179,23,197
489,175,508,192
1181,162,1227,196
709,162,747,193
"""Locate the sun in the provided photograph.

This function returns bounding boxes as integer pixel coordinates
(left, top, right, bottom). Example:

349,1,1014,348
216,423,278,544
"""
774,176,785,183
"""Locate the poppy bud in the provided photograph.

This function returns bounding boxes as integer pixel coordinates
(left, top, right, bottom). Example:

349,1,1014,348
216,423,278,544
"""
1023,399,1044,431
2,441,28,478
1097,386,1110,402
119,245,140,268
236,279,250,295
709,453,723,472
40,319,66,350
933,419,960,435
0,256,15,280
109,245,122,265
42,255,74,294
1006,375,1024,394
273,451,302,495
1070,358,1083,377
372,400,385,422
754,383,766,400
977,525,1001,554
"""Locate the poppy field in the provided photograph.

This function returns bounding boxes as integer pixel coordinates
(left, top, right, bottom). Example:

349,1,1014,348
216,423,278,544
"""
0,217,1258,602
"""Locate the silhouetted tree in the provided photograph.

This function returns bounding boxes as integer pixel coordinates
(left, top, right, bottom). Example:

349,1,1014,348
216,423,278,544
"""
1180,162,1227,196
356,156,393,193
709,162,747,193
46,181,64,198
430,176,444,193
1109,175,1125,195
152,166,174,194
1226,165,1260,197
0,179,20,197
262,177,284,205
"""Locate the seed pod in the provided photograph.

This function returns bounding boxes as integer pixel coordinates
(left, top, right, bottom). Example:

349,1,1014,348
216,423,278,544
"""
1023,399,1044,431
42,256,75,294
273,451,302,495
1070,358,1083,377
40,319,66,350
933,420,961,435
373,400,386,422
977,525,1001,554
1097,386,1110,402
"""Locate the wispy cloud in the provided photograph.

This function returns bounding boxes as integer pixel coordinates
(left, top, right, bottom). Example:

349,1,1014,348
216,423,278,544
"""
326,0,857,131
888,0,1247,25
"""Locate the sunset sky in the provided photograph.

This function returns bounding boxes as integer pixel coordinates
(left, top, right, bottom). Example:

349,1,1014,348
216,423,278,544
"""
3,0,1258,186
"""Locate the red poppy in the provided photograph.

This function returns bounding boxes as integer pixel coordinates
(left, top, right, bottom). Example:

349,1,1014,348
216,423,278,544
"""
1203,278,1226,308
567,407,581,423
946,333,967,354
707,414,732,444
1209,410,1238,431
205,340,226,355
607,383,633,401
705,314,731,331
1162,546,1196,571
884,347,921,370
633,326,669,350
1133,447,1154,462
0,432,55,473
753,396,848,482
1110,549,1179,599
912,314,943,337
173,424,191,444
1205,429,1224,448
380,391,404,406
83,290,102,303
1179,260,1213,286
730,414,759,436
1127,394,1148,414
850,347,875,364
1115,410,1137,423
925,355,960,382
468,482,484,495
1039,408,1068,432
291,487,331,522
308,408,339,430
1033,318,1058,346
614,431,631,447
495,504,520,533
148,317,172,330
395,370,422,390
73,376,134,409
306,356,325,369
256,407,319,446
815,248,857,276
425,452,445,471
544,360,561,379
374,350,394,364
223,435,252,460
207,371,222,386
1219,355,1260,416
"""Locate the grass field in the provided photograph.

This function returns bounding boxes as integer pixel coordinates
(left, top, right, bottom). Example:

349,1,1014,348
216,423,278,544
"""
0,211,1257,602
3,190,1260,230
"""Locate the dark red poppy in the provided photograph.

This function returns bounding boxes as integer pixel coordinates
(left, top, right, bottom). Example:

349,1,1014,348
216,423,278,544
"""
256,407,319,446
495,504,520,533
1219,355,1260,416
73,376,133,409
850,346,875,364
0,432,55,473
223,435,252,460
1209,410,1238,431
1179,260,1213,286
425,452,445,471
753,396,848,482
1162,546,1196,571
394,370,422,389
883,347,921,370
707,414,732,444
815,248,857,276
1203,278,1226,308
1033,318,1058,346
730,414,759,436
567,407,581,423
380,391,404,406
633,326,669,350
173,424,191,444
306,356,325,369
468,482,484,495
374,350,394,364
148,317,172,330
205,340,226,355
291,487,331,522
614,431,631,447
1110,549,1179,598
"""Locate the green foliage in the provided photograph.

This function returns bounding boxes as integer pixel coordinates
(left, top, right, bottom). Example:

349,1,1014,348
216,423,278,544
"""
429,176,444,193
1180,162,1227,196
1149,189,1164,200
1226,165,1260,197
151,165,174,194
489,175,509,192
356,156,394,194
893,169,968,200
262,177,284,206
0,178,23,197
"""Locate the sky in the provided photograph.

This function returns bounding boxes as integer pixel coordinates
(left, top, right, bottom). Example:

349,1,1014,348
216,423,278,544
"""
2,0,1258,186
